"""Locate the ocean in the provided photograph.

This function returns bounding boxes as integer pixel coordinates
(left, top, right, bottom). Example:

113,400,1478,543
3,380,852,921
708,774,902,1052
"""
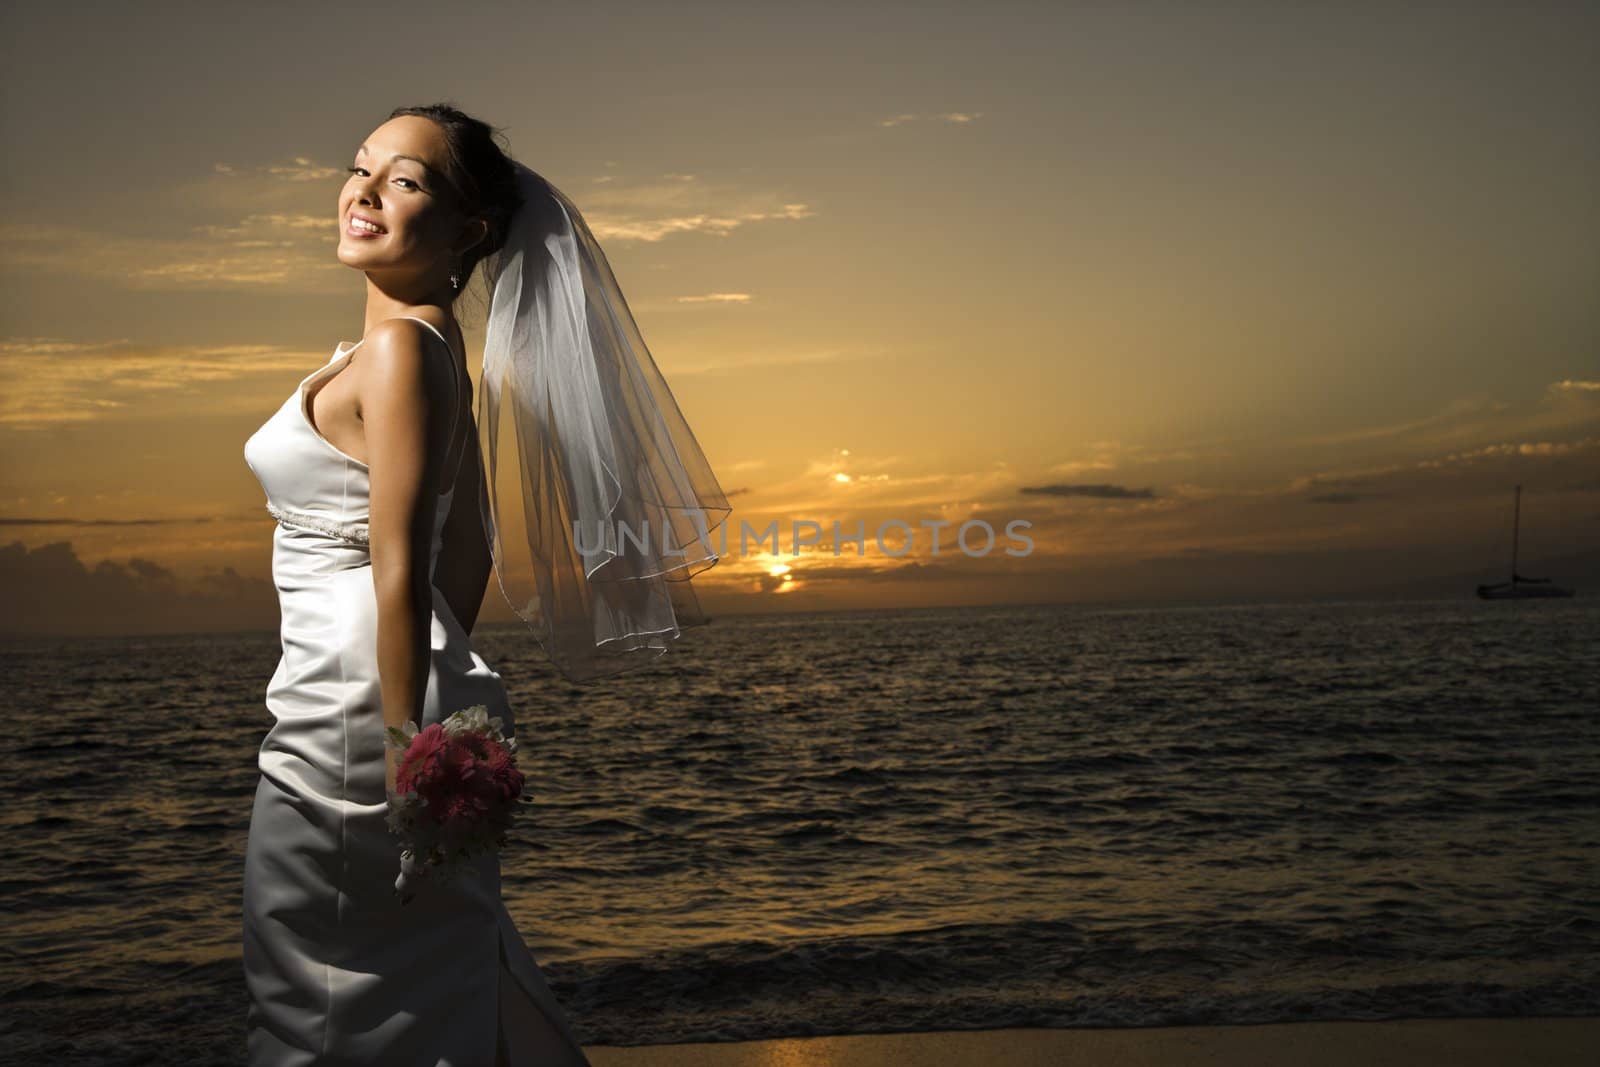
3,597,1597,1064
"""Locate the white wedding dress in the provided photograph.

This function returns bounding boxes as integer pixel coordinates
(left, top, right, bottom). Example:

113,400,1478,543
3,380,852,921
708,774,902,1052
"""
241,315,591,1066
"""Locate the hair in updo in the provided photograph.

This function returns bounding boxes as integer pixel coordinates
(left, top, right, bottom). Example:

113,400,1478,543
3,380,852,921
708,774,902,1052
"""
386,102,526,315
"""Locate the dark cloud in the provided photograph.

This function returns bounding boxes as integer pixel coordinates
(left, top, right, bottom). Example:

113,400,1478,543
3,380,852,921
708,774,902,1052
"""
0,540,278,637
1020,483,1156,499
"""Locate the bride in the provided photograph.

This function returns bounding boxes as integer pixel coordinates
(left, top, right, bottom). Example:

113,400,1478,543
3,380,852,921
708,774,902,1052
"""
242,104,728,1065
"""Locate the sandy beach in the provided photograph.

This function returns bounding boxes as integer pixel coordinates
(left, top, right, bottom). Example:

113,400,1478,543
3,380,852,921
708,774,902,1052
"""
586,1017,1600,1066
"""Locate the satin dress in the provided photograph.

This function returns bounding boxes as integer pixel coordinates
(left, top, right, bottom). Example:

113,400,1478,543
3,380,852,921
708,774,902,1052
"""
241,315,591,1066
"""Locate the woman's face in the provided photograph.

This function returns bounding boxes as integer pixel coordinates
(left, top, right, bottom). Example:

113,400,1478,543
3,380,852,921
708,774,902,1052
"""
336,116,464,278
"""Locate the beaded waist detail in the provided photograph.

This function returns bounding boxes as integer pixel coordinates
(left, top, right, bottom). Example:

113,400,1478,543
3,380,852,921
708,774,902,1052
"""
266,502,370,545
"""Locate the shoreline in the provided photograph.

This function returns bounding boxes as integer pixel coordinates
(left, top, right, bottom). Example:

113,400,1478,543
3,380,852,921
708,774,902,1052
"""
585,1016,1600,1066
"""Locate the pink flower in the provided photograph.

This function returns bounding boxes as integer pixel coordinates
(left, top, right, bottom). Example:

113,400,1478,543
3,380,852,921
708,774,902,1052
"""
442,791,489,831
395,723,449,794
484,747,524,801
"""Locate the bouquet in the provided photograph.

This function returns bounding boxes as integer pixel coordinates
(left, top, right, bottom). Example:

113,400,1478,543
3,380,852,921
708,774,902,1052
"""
384,704,529,904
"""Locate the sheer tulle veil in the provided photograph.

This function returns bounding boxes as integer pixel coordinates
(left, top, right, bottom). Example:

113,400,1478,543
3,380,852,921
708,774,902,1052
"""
474,161,730,684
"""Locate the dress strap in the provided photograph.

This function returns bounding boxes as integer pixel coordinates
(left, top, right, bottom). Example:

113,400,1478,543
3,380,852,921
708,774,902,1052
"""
395,313,448,347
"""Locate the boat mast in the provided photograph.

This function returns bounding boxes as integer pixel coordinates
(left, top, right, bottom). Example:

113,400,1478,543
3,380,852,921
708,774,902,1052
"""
1512,483,1521,582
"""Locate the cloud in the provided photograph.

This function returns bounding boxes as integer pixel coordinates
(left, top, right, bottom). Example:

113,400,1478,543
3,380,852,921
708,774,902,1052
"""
1294,384,1599,453
566,170,814,242
0,157,813,293
0,539,278,637
1049,440,1121,476
263,157,346,182
1020,483,1157,499
585,201,812,243
675,292,753,304
0,337,316,427
1416,435,1599,468
0,216,343,290
1291,396,1511,448
761,557,962,584
1049,438,1237,476
1283,436,1600,512
878,112,985,127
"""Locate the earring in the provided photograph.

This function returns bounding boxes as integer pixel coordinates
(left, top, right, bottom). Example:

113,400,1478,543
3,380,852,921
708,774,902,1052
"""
449,257,462,292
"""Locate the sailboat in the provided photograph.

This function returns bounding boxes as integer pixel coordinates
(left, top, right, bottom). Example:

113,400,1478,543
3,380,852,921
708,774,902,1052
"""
1476,484,1574,599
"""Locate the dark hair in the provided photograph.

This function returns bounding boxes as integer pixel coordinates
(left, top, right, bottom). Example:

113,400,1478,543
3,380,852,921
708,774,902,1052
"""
386,103,525,313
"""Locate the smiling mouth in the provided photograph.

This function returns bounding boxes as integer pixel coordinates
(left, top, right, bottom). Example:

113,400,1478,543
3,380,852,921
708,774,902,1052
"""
347,216,388,237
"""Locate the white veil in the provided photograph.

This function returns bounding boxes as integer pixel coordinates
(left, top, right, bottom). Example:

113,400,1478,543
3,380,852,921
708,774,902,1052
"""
475,161,730,684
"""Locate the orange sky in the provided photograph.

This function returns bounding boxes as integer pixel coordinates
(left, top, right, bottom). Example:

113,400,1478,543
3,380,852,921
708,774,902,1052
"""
2,3,1597,636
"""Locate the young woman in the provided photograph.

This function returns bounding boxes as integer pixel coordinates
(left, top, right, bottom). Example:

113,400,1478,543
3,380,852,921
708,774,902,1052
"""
242,103,727,1066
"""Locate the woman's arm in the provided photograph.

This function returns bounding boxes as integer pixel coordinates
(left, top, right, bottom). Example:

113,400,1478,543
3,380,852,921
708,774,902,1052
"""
359,320,454,791
432,423,494,635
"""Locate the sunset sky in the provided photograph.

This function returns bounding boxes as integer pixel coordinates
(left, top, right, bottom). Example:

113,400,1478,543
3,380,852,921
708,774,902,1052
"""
2,1,1597,636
